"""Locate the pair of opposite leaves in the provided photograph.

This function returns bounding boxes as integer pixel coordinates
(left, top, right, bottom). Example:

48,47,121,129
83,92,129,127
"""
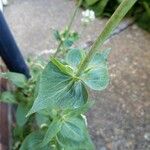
27,48,111,116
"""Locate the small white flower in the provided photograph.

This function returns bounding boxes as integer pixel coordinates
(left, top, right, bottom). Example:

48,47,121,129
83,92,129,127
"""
89,11,95,21
81,18,89,24
81,9,95,25
82,10,90,18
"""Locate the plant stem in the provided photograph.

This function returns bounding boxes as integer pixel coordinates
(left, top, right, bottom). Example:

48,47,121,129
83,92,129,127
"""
54,0,83,57
53,41,63,57
76,0,137,76
67,0,83,33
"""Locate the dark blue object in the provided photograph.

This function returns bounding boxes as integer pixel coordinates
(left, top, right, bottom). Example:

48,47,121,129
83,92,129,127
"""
0,10,30,78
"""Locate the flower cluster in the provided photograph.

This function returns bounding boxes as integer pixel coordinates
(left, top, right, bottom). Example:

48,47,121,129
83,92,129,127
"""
81,9,95,25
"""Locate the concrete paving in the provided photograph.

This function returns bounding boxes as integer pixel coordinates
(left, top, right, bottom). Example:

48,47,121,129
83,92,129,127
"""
3,0,150,149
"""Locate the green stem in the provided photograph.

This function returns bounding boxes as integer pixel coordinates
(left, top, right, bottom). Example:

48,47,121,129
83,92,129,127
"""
67,0,83,33
76,0,137,76
53,41,63,57
54,0,83,57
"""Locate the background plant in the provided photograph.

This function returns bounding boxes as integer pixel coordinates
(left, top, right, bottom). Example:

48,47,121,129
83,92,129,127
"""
0,58,46,149
79,0,150,32
0,0,137,149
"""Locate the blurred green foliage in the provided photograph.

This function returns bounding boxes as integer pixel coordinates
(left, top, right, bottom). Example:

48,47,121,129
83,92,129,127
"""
79,0,150,32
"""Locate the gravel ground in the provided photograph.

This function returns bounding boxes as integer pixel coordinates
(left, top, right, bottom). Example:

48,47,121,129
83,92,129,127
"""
3,0,150,149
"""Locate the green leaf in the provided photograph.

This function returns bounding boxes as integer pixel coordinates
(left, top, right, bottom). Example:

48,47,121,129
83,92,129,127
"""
0,72,27,88
63,32,79,48
66,49,85,70
85,0,98,6
60,28,68,39
51,57,73,75
80,48,111,90
27,61,88,116
60,117,85,142
53,29,61,41
64,101,94,118
36,113,50,127
27,47,110,117
58,134,94,150
65,48,110,91
64,39,74,47
16,104,29,127
0,91,17,104
70,32,79,41
89,48,111,66
57,117,94,150
137,12,150,32
42,118,62,146
13,126,24,139
81,63,109,90
20,131,52,150
117,0,124,3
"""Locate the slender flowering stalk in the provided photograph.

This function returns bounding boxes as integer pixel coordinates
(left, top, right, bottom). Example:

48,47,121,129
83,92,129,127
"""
76,0,137,76
67,0,83,33
54,0,83,57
